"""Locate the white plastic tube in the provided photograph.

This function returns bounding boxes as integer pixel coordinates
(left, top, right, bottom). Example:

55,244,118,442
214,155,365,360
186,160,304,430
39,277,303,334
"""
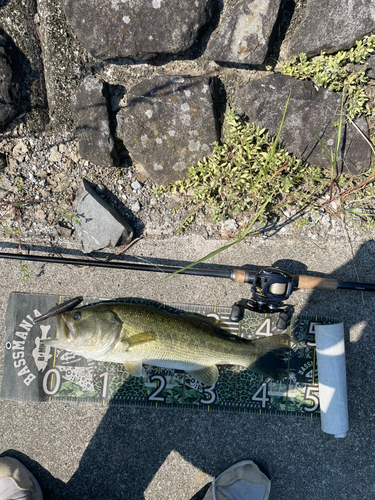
315,323,349,438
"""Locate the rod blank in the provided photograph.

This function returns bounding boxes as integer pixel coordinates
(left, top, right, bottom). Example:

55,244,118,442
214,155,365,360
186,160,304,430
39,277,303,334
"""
2,251,375,293
0,251,232,279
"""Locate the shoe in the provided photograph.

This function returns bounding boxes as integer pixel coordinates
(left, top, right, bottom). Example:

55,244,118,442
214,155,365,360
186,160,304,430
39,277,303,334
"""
0,457,43,500
203,460,270,500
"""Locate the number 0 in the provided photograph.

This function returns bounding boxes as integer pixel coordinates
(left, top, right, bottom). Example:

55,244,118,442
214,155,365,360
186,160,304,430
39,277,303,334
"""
42,368,61,395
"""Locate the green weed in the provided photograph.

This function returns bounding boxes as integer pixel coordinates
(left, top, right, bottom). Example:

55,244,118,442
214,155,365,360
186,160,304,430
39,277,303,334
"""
19,260,29,281
312,90,345,199
280,34,375,121
295,218,310,228
58,209,81,225
51,206,81,226
155,107,326,231
157,86,375,277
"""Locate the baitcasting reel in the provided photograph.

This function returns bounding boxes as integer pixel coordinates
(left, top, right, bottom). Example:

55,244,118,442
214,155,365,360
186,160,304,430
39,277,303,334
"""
229,267,295,330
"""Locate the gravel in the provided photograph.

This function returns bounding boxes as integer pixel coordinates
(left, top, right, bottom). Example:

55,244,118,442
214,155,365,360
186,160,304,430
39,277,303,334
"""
0,119,373,254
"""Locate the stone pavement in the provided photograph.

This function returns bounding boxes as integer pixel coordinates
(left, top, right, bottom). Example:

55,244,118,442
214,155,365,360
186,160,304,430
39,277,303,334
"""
0,234,374,499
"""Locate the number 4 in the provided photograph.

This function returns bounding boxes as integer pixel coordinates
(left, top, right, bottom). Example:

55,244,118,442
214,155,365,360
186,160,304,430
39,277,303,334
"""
252,381,270,408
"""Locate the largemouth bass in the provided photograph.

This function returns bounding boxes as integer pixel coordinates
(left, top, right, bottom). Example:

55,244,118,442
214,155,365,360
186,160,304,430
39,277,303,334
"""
44,302,290,385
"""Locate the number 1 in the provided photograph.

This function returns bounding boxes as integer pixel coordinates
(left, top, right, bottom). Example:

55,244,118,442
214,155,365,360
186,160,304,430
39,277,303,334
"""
100,371,109,398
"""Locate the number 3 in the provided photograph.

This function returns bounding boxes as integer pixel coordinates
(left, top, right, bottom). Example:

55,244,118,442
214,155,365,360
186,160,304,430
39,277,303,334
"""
200,384,216,404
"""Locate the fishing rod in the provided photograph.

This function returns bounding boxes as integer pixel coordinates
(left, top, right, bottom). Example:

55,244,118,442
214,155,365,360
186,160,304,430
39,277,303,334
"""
1,250,375,329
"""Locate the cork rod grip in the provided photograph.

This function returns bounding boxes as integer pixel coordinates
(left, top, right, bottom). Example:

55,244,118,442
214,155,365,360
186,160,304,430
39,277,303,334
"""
232,269,247,283
296,275,338,290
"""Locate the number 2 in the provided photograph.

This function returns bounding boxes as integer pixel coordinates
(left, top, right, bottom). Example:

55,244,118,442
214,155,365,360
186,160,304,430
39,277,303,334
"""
148,375,166,402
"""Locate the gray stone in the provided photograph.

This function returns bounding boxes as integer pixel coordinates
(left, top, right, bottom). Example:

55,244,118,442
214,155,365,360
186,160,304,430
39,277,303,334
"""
117,76,218,185
36,0,95,131
205,0,281,65
59,0,212,61
0,0,49,132
57,223,73,238
233,73,371,174
366,55,375,79
131,201,141,213
0,153,6,172
71,76,118,167
12,141,28,161
287,0,375,58
73,179,133,253
49,146,62,163
131,181,142,191
0,30,20,130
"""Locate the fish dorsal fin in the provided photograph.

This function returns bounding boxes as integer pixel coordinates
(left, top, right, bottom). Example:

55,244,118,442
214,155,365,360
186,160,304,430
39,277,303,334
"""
125,361,143,377
188,365,219,385
187,314,230,336
127,332,157,349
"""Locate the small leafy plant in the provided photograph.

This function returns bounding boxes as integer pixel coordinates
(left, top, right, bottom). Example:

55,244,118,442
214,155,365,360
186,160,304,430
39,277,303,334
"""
19,260,29,281
155,108,326,231
57,208,81,226
280,34,375,120
295,217,310,228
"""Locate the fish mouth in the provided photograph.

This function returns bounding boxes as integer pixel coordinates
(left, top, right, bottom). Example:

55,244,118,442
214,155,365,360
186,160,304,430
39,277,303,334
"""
65,320,77,340
56,314,76,342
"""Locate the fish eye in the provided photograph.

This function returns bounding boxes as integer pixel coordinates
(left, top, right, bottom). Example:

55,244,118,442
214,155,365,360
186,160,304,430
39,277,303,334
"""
73,312,81,320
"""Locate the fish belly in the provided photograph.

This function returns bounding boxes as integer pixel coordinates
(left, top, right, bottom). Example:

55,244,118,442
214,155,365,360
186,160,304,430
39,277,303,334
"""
141,359,204,372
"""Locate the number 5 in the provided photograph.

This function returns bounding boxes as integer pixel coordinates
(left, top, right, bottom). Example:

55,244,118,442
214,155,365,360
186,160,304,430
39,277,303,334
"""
303,385,319,412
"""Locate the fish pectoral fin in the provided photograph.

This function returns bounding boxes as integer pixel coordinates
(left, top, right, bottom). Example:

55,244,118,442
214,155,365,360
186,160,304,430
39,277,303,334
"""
188,365,219,386
127,332,158,349
124,361,143,377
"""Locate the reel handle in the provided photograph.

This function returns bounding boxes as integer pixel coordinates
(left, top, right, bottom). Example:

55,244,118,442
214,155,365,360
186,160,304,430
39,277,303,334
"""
295,275,338,290
231,269,339,291
230,269,255,283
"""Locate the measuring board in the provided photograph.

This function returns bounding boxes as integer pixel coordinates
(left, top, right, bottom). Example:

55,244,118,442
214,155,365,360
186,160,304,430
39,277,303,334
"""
2,292,338,417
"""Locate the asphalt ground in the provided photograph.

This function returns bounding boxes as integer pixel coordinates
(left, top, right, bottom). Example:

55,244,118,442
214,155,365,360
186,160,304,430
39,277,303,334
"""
0,234,375,500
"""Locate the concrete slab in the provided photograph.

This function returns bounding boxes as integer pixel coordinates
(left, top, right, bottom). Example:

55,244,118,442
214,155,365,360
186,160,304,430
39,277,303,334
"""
0,234,374,499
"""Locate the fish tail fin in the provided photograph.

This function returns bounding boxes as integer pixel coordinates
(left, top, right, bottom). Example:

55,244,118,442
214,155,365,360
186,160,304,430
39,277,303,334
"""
249,334,291,381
